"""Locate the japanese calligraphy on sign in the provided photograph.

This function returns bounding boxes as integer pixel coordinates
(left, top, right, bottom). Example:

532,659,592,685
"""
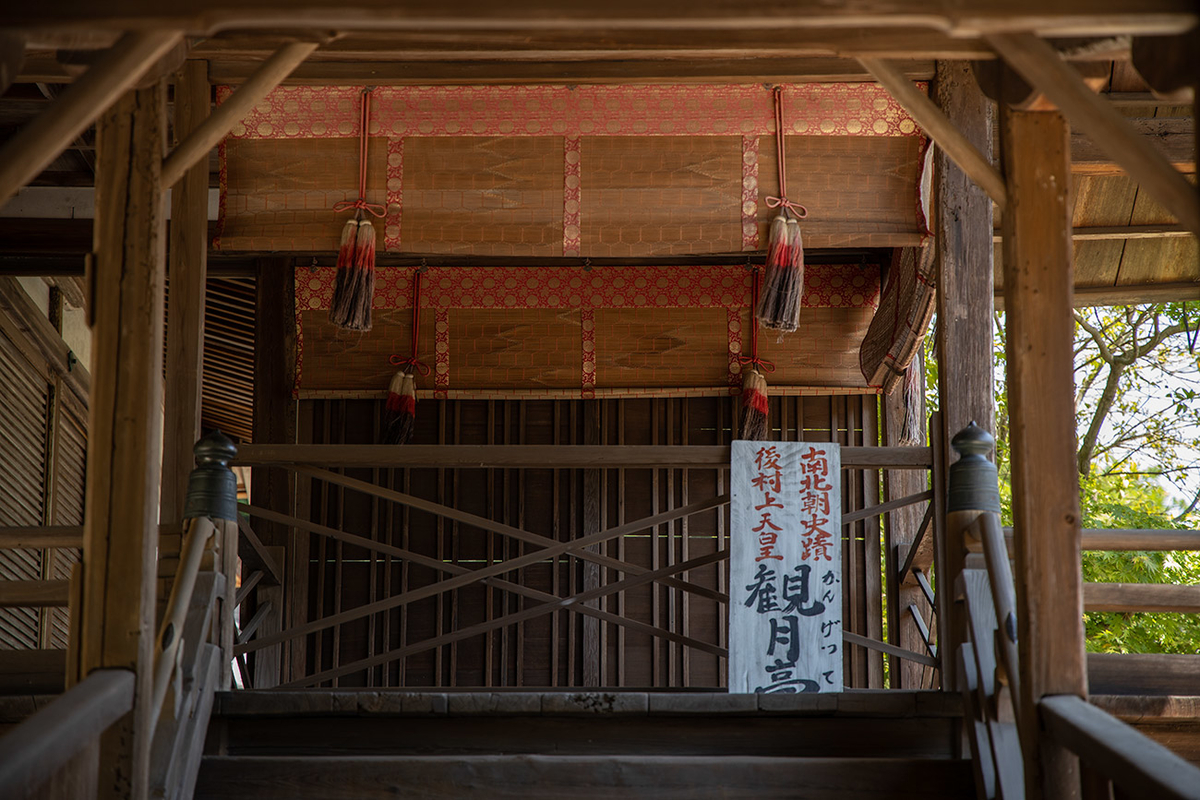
729,441,842,693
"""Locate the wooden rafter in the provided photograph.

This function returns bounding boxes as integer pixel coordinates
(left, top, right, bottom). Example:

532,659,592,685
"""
988,32,1200,237
0,30,182,206
161,42,317,187
858,57,1008,208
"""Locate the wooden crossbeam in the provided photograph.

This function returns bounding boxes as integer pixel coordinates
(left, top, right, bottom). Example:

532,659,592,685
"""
243,493,728,654
235,516,283,585
841,489,932,527
988,32,1200,237
297,466,727,604
286,549,728,687
233,444,933,470
898,502,935,584
0,31,182,206
1084,582,1200,613
0,526,84,549
844,630,937,668
0,580,70,607
237,503,727,659
161,42,317,187
3,2,1197,36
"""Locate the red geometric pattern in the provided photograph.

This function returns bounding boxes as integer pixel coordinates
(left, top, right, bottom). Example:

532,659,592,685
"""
219,83,924,141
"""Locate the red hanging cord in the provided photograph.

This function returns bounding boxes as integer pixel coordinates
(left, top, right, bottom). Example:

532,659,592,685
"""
333,88,387,219
738,267,776,373
389,269,431,375
764,86,808,221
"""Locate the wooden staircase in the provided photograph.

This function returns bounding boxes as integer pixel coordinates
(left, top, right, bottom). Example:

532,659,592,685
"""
195,690,973,800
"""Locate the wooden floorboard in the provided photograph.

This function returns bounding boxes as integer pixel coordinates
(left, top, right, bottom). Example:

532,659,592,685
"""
196,755,974,800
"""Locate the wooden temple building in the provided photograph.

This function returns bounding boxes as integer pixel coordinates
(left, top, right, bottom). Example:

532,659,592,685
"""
0,3,1199,798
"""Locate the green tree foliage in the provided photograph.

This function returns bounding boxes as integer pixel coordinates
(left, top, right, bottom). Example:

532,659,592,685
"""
929,302,1200,654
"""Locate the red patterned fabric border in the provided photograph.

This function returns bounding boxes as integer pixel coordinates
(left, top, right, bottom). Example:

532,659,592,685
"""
384,138,404,250
434,308,450,398
300,386,881,400
296,264,877,312
563,136,582,256
727,308,744,391
218,83,924,140
741,135,760,251
581,308,596,399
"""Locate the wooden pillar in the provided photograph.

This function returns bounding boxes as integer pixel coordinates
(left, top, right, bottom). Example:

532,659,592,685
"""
883,348,930,689
251,256,295,688
81,82,168,800
581,400,602,687
160,60,211,522
932,62,995,690
999,105,1086,800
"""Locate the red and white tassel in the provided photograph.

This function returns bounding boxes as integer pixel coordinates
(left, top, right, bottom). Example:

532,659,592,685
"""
384,370,416,445
740,366,769,441
755,215,805,334
329,218,377,332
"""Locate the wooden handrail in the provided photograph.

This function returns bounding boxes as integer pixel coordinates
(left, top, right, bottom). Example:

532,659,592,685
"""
232,443,933,470
150,515,215,734
997,527,1200,552
0,669,135,796
972,513,1022,708
1041,694,1200,800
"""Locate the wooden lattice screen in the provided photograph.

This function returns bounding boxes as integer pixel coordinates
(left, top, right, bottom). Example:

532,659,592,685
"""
294,394,884,689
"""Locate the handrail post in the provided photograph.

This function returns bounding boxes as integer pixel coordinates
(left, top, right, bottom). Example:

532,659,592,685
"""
181,430,241,689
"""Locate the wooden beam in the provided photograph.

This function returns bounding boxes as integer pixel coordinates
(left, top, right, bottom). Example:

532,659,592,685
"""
82,81,169,800
251,256,296,549
859,57,1007,208
882,349,932,689
0,31,182,207
0,580,70,607
1084,582,1200,613
932,61,996,691
160,59,211,522
996,280,1200,309
1040,694,1200,800
161,42,317,188
1088,653,1200,696
988,33,1200,237
993,223,1193,242
2,2,1197,37
999,104,1086,800
0,525,84,550
231,444,933,470
209,56,937,86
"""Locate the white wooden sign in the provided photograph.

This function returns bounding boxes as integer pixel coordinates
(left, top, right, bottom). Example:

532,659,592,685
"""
728,440,842,693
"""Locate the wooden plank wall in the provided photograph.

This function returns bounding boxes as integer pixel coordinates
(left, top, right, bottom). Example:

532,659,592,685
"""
297,394,883,689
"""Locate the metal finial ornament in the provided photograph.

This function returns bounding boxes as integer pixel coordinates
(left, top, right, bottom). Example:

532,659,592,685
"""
182,430,239,521
947,421,1001,514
